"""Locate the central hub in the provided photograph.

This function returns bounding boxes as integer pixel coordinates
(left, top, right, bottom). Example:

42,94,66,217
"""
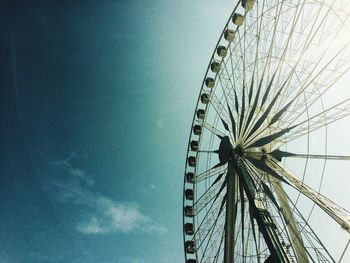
234,144,244,157
218,136,245,164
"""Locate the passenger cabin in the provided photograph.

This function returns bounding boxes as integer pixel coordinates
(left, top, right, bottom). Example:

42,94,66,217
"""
196,109,205,119
188,156,197,167
205,77,215,88
185,241,196,254
210,61,221,73
185,189,194,200
185,223,194,235
190,140,199,151
242,0,256,11
184,206,194,217
200,93,210,104
193,125,202,135
217,46,228,57
186,172,195,183
224,29,235,42
232,13,244,26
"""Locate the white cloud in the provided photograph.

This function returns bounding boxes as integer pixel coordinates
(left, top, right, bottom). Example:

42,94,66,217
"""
76,216,106,234
76,196,167,234
47,153,167,235
106,201,144,232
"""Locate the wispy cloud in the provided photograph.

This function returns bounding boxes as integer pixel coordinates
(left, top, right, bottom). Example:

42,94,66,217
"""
47,153,167,235
76,196,166,234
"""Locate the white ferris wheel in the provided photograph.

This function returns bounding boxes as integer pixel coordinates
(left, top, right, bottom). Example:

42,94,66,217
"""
182,0,350,262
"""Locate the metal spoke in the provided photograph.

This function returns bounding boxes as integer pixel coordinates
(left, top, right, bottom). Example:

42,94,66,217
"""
281,98,350,144
269,159,350,233
270,149,350,161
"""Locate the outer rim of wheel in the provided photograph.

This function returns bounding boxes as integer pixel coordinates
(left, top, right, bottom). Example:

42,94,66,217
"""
182,1,247,262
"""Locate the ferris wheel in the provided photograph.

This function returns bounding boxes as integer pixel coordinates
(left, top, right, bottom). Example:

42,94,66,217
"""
182,0,350,262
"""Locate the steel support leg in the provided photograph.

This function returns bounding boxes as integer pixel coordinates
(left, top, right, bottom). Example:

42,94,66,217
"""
224,161,237,263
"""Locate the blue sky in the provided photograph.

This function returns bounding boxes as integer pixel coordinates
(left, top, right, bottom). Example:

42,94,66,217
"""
0,1,233,262
2,1,350,262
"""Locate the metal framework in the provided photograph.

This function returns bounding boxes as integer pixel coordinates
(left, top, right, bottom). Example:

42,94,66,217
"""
183,0,350,263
